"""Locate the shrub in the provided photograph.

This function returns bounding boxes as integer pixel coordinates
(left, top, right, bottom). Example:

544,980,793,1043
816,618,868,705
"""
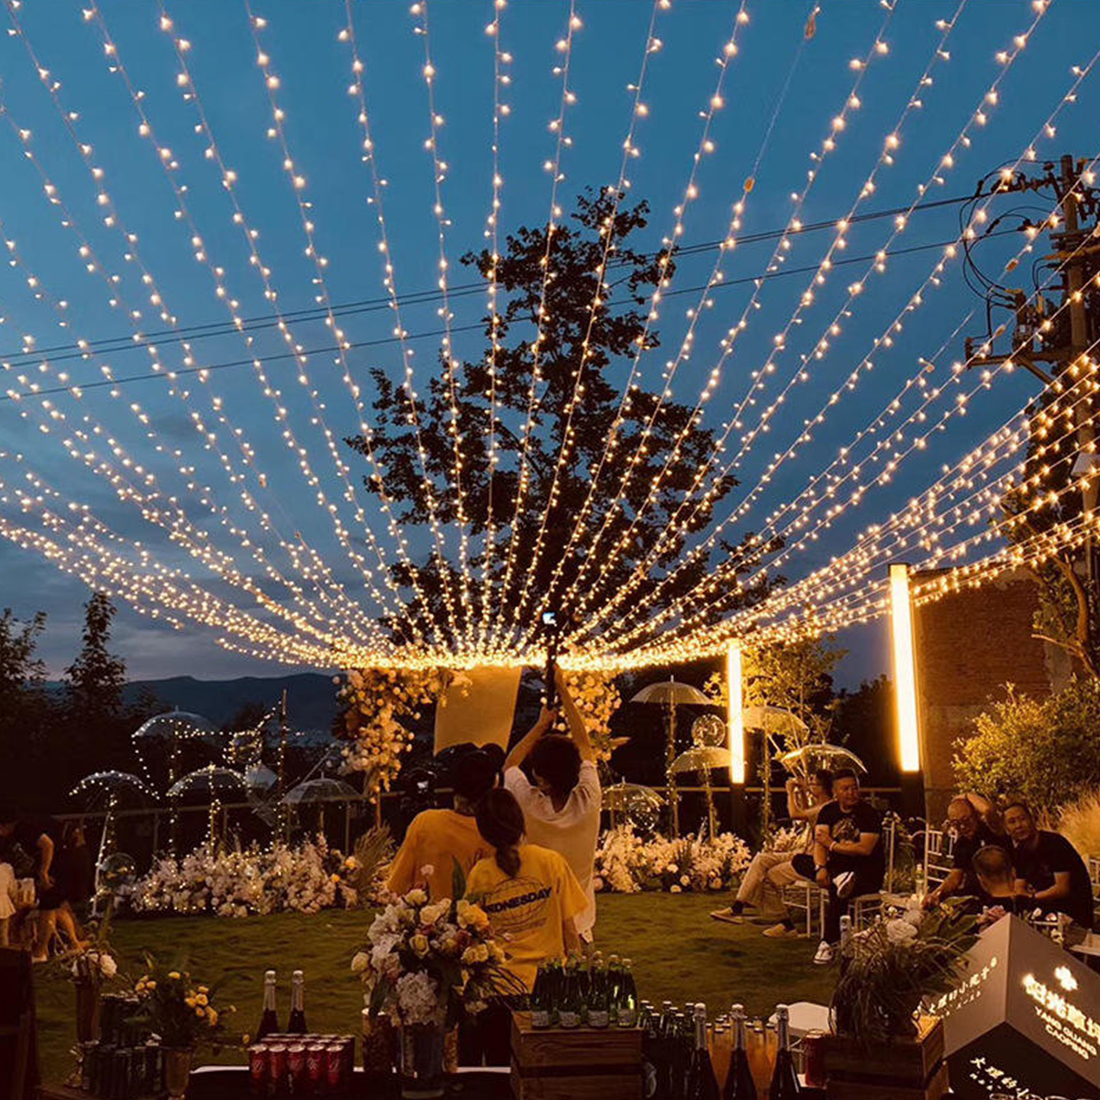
953,679,1100,814
1058,789,1100,860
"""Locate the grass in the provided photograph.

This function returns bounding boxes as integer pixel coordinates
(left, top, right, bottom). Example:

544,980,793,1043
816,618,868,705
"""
34,894,836,1083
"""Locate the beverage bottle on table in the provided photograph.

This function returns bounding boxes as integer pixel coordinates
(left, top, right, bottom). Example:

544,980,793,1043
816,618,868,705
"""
559,960,582,1029
685,1004,720,1100
617,959,639,1027
530,965,552,1029
671,1012,690,1100
768,1005,801,1099
287,970,307,1034
722,1004,756,1100
256,970,279,1042
587,960,611,1029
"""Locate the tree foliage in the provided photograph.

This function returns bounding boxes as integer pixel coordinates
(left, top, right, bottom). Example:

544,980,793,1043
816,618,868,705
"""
65,592,127,720
953,679,1100,812
347,189,779,647
1001,372,1100,677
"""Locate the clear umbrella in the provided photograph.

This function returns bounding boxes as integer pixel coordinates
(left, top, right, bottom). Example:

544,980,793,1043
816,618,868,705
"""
602,783,664,834
70,771,156,805
168,766,247,849
283,777,360,835
670,748,732,839
777,743,867,773
630,677,713,837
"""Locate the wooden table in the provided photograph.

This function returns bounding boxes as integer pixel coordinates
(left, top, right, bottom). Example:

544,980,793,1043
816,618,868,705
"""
40,1066,514,1100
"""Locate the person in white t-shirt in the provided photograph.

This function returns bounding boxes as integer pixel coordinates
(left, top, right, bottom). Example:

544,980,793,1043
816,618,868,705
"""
503,670,601,941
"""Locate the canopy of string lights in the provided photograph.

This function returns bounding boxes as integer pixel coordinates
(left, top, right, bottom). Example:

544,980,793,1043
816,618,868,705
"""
1,0,1097,674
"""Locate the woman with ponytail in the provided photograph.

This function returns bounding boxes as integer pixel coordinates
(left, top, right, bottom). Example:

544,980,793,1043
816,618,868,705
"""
465,789,586,992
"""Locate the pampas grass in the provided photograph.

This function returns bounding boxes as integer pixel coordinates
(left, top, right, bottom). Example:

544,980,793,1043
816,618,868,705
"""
1058,789,1100,861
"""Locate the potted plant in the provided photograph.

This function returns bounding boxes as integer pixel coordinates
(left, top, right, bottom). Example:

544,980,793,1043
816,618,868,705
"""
132,961,235,1100
352,885,521,1099
827,899,977,1098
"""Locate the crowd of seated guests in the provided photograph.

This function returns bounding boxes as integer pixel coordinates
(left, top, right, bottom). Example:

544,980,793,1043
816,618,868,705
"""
925,794,1094,935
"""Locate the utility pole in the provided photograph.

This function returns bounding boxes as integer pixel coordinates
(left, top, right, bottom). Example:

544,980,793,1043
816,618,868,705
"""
965,152,1100,641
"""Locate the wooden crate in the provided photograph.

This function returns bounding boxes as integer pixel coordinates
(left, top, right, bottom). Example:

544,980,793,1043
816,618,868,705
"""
510,1011,642,1100
823,1016,949,1100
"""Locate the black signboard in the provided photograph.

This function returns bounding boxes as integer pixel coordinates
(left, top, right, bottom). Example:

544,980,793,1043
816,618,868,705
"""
929,914,1100,1097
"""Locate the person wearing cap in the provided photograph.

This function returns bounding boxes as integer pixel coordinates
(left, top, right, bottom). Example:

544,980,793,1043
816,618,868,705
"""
386,747,498,902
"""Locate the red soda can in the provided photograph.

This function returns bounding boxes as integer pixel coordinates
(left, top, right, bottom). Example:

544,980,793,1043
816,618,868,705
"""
248,1045,269,1097
339,1037,354,1082
306,1044,327,1096
324,1045,344,1093
287,1045,306,1095
268,1044,288,1096
801,1029,827,1088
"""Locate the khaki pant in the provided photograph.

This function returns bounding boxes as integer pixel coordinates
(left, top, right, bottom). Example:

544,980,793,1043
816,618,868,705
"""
735,850,803,916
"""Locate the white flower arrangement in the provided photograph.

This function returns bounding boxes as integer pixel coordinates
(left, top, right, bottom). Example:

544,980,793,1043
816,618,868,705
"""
594,825,751,894
336,668,450,795
129,835,372,918
355,888,519,1028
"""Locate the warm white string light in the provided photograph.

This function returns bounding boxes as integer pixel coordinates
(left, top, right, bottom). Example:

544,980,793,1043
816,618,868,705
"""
519,0,753,651
579,17,1083,649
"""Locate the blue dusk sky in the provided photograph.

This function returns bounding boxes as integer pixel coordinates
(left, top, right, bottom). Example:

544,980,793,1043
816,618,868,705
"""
0,0,1095,684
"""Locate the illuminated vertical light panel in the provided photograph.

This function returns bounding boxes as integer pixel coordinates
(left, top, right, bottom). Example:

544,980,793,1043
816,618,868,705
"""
726,642,745,783
889,563,921,772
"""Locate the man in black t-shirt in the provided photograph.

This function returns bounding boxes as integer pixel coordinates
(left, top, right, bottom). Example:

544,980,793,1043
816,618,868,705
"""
791,768,884,964
923,794,1006,909
1004,800,1094,931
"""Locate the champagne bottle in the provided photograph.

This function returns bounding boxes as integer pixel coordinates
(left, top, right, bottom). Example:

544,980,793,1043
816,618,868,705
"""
587,960,610,1029
768,1005,801,1099
255,969,279,1042
617,959,639,1028
685,1005,720,1100
722,1005,756,1100
671,1012,690,1100
287,970,307,1033
530,965,552,1029
559,961,582,1029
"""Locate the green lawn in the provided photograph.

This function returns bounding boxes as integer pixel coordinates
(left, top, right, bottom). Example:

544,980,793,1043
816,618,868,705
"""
34,894,836,1083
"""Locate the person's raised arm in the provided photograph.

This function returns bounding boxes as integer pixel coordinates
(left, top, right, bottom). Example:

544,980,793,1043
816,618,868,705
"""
556,670,595,763
504,705,557,772
968,792,1003,833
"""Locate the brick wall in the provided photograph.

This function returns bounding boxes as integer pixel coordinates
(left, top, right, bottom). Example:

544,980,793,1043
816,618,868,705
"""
912,567,1073,822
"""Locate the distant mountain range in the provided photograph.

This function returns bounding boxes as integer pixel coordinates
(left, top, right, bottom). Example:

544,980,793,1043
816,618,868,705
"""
104,672,337,731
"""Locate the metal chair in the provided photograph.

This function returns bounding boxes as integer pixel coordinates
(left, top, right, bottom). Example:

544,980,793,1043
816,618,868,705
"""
850,816,900,930
923,827,955,889
781,877,828,937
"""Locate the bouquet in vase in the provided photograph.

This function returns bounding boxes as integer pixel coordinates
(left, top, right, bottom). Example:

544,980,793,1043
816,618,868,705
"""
352,887,522,1028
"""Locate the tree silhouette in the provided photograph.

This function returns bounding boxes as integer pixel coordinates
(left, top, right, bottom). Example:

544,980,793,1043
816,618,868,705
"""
65,592,127,720
347,189,779,649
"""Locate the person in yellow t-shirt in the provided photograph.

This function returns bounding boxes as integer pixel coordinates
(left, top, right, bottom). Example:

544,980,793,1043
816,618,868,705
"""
386,748,498,903
465,788,586,992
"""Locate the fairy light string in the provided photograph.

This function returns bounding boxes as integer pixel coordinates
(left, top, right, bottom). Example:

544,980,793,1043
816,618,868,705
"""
4,2,395,650
240,2,461,646
492,0,585,641
574,14,1079,648
410,0,477,650
563,0,902,633
520,0,753,650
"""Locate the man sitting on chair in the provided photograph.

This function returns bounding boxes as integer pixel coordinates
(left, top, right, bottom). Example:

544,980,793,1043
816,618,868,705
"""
922,793,1004,910
791,768,884,965
711,769,834,937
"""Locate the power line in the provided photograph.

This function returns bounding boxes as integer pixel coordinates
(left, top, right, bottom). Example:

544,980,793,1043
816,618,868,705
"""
0,192,976,367
1,225,1016,404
